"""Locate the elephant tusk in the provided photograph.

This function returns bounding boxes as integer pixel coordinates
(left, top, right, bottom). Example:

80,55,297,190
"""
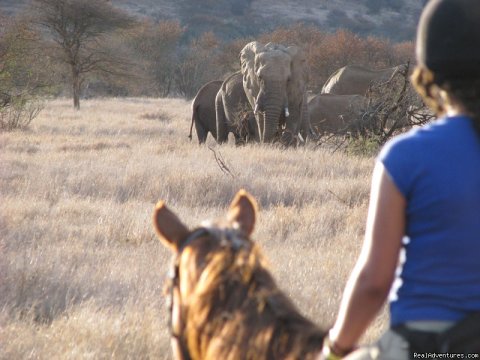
285,106,290,117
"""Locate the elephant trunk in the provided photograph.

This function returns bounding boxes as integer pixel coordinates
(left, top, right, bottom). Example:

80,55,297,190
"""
263,103,283,142
262,83,286,142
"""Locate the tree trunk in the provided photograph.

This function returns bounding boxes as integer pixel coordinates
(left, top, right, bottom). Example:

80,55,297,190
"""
72,67,81,110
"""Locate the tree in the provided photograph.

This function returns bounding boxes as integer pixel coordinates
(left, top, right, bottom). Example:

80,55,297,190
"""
30,0,135,109
175,32,225,99
0,13,52,130
127,20,184,97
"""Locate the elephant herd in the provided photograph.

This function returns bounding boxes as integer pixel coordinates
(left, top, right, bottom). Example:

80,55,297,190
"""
189,40,407,145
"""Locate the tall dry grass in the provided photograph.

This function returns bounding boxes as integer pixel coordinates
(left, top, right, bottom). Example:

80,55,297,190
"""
0,98,386,359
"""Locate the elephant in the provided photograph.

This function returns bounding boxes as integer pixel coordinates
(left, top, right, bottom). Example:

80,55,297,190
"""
189,80,223,144
308,93,368,135
216,71,259,144
240,41,311,145
321,64,408,96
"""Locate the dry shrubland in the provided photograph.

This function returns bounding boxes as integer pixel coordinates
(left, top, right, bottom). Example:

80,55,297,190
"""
0,98,388,359
2,1,415,125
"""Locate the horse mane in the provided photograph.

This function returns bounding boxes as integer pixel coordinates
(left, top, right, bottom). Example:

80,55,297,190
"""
181,228,326,360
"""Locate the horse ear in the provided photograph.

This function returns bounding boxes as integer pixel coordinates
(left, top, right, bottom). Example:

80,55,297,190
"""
153,201,190,252
227,189,258,236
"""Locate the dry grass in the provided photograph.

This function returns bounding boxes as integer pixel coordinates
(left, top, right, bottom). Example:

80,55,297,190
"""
0,98,387,359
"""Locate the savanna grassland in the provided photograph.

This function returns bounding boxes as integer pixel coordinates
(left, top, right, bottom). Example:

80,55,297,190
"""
0,98,388,359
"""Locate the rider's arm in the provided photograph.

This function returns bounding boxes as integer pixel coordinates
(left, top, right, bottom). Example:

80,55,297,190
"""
327,161,406,353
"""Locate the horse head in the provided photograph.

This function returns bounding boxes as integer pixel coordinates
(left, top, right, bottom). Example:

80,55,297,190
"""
153,190,325,360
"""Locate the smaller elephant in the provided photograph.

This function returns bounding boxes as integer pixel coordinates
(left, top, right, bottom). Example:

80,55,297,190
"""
308,93,367,135
216,72,258,144
321,64,408,96
189,80,223,144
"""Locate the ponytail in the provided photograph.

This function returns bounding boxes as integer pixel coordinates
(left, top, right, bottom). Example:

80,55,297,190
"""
411,66,480,137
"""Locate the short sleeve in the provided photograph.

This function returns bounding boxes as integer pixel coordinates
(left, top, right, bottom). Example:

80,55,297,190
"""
377,134,419,199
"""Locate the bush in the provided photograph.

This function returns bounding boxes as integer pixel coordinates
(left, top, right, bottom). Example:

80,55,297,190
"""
340,63,432,148
0,97,43,131
0,14,52,130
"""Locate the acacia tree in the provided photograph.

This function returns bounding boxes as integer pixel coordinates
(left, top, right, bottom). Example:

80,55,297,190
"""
30,0,134,109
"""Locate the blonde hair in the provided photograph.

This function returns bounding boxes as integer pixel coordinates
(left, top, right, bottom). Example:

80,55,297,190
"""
411,65,480,135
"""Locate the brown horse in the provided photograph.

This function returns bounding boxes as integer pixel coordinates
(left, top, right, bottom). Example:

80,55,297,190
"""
153,190,326,360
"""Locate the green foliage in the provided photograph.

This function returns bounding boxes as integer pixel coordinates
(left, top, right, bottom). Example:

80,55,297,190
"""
345,136,383,157
0,16,52,130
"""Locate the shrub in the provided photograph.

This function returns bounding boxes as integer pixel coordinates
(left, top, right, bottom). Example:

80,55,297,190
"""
345,63,432,147
0,14,51,130
0,97,43,131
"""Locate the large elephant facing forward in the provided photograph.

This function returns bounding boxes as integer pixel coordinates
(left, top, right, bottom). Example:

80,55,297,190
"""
321,64,408,96
240,41,310,144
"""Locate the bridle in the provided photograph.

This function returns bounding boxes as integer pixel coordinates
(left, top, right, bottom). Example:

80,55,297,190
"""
165,225,323,360
166,225,249,360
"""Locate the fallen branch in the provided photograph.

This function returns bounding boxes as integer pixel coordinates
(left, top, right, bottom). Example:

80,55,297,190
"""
208,146,236,178
327,189,353,208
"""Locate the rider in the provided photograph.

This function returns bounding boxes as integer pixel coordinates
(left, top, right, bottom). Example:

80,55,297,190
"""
322,0,480,358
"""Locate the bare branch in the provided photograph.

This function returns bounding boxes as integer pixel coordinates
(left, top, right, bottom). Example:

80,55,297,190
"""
208,146,237,179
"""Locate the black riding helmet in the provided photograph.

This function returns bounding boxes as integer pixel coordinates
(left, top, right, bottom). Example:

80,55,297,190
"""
417,0,480,79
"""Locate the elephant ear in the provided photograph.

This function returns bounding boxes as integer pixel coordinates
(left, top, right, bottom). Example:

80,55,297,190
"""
240,41,264,104
287,46,308,87
286,45,309,132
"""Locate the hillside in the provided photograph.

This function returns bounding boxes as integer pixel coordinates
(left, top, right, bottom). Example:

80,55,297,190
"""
1,0,424,42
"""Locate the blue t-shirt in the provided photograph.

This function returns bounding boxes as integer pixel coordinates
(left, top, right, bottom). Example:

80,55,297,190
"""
378,115,480,326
